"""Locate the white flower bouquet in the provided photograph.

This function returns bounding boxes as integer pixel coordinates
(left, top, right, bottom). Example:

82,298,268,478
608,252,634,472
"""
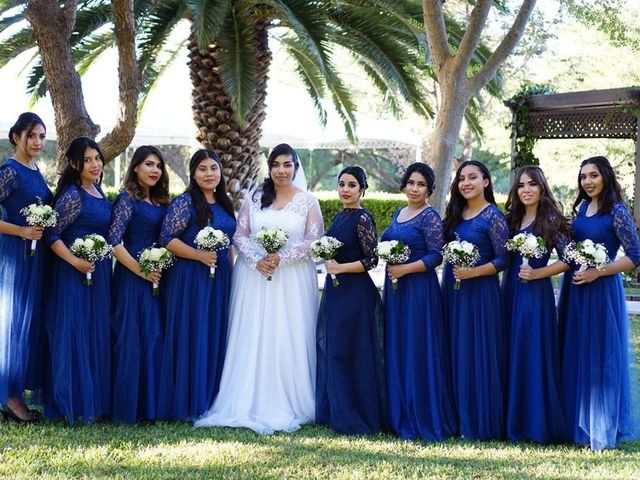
194,226,230,278
375,240,410,291
70,234,113,285
138,246,174,296
442,237,480,290
20,199,58,256
505,232,547,283
564,239,609,272
310,236,344,287
255,227,288,280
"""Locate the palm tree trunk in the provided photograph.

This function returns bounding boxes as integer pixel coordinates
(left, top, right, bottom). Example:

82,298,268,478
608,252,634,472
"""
188,19,271,209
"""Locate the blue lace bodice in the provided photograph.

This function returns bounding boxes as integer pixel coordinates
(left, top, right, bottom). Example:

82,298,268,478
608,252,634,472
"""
107,191,167,258
46,184,112,246
159,192,236,248
509,223,570,269
326,208,378,270
446,204,509,271
571,201,640,266
381,206,443,270
0,159,53,225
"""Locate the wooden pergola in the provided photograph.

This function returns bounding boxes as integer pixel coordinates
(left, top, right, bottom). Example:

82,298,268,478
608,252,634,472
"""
506,87,640,225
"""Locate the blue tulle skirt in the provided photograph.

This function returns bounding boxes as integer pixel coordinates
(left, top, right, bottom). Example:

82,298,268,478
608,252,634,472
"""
443,266,506,440
111,263,163,423
158,254,231,421
44,257,111,423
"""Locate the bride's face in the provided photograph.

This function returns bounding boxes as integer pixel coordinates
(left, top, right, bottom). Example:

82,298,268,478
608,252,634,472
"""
270,154,296,188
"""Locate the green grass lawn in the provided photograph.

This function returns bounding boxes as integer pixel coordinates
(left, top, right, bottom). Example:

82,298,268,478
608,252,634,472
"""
1,318,639,479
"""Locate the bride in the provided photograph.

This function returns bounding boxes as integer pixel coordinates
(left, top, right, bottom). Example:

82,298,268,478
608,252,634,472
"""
195,143,323,434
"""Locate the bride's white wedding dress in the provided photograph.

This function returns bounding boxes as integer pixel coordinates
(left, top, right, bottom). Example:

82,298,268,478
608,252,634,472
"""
195,190,323,434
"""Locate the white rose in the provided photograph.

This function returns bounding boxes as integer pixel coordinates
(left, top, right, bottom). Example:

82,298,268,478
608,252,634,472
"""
449,241,461,251
148,248,163,261
377,242,391,256
72,238,84,250
276,230,286,241
582,244,596,255
93,235,105,243
461,241,474,254
84,238,95,250
582,239,594,248
513,233,525,243
593,249,607,264
524,235,538,249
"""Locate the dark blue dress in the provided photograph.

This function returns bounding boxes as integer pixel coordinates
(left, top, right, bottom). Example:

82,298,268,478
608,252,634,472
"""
442,204,509,440
316,209,385,435
108,192,167,423
381,207,457,441
157,193,236,421
44,184,112,423
0,159,52,404
501,224,567,443
558,201,640,450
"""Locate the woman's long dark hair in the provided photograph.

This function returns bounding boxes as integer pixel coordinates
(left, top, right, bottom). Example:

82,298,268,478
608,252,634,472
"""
8,112,46,148
253,143,300,209
53,137,104,204
572,156,625,215
123,145,170,205
443,160,495,236
187,149,234,228
505,165,570,248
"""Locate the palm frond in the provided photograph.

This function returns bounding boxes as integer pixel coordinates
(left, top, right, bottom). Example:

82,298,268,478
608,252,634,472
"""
0,9,24,35
187,0,229,49
0,27,36,68
138,0,188,73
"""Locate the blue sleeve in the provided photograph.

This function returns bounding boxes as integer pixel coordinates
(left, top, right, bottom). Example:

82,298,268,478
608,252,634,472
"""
0,163,18,203
46,186,82,245
486,205,509,272
159,193,192,246
419,208,444,270
356,210,378,270
108,192,133,246
613,202,640,266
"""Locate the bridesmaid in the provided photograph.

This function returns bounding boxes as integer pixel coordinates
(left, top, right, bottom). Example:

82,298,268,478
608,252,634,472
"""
502,165,569,443
381,162,457,441
559,156,640,450
0,113,51,423
315,166,386,435
44,137,112,423
158,149,236,421
108,146,170,423
442,160,509,440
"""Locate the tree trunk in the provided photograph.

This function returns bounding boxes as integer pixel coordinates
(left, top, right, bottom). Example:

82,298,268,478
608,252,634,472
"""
188,19,271,209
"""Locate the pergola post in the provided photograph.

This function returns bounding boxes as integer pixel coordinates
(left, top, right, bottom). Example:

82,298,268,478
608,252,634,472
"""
635,115,640,227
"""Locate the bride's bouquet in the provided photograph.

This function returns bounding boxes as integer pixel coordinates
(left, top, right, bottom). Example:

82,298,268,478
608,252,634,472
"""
375,240,410,291
505,232,547,283
20,198,58,256
194,226,230,278
138,246,174,296
310,236,344,287
564,239,609,272
442,237,480,290
70,233,113,286
255,227,288,281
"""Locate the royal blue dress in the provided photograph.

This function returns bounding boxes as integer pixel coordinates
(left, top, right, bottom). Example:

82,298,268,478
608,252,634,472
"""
558,201,640,450
501,224,567,443
0,159,52,404
44,184,112,423
442,204,509,440
316,209,385,435
381,207,457,441
157,193,236,421
108,192,167,423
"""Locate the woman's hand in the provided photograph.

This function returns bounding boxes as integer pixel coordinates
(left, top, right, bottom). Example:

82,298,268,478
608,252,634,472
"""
20,226,44,241
140,270,162,284
572,267,600,285
387,264,408,281
325,259,343,275
72,257,95,274
453,265,477,281
197,250,217,268
518,264,539,281
257,257,275,277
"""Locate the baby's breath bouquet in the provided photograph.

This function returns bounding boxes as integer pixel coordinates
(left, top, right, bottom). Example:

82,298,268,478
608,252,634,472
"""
310,236,344,287
375,240,410,291
442,237,480,290
564,239,609,272
255,227,288,280
20,198,58,256
194,226,230,278
70,234,113,285
505,232,547,283
138,246,174,296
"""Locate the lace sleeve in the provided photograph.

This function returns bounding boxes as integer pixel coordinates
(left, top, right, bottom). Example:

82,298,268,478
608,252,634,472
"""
419,208,444,270
0,164,18,203
357,210,378,270
159,194,192,246
613,202,640,266
486,205,509,272
107,192,133,246
46,186,82,245
233,197,263,269
553,231,570,260
279,193,324,267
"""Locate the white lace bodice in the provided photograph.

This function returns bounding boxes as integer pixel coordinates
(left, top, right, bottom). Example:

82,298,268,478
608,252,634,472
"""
234,190,324,269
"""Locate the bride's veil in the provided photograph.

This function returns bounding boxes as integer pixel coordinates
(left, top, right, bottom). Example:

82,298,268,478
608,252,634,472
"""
293,158,308,191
